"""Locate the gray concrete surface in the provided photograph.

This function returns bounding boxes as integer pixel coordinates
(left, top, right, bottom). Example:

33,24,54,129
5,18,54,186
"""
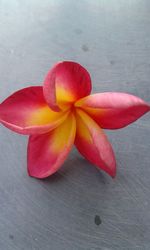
0,0,150,249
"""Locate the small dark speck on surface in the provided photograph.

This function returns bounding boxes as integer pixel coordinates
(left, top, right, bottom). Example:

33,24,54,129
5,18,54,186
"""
110,60,115,65
94,215,102,225
81,44,89,52
9,234,14,240
74,28,83,34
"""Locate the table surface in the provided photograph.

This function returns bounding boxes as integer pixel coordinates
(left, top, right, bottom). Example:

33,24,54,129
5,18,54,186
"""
0,1,150,249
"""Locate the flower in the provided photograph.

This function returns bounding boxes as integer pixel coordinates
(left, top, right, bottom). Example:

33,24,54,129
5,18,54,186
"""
0,61,149,178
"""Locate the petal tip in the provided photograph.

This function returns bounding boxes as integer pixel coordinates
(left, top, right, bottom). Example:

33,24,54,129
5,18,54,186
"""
103,164,116,178
27,163,50,179
111,170,116,179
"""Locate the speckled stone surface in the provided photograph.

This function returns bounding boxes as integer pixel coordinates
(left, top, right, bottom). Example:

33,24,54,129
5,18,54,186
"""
0,1,150,249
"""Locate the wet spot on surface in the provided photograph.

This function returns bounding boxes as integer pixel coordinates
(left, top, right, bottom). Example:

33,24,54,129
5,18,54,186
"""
94,215,102,225
74,28,83,35
82,44,89,52
9,234,14,240
110,60,115,65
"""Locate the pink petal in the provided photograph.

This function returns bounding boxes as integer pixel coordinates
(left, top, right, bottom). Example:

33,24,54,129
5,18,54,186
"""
43,61,92,111
27,113,76,178
75,109,116,177
0,86,68,135
75,92,150,129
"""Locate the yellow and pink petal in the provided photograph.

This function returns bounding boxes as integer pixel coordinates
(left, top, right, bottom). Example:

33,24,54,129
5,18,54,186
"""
75,92,150,129
75,109,116,177
27,113,76,178
0,86,68,135
43,61,92,112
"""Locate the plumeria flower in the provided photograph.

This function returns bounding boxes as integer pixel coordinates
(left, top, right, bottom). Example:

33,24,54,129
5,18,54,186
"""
0,61,149,178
